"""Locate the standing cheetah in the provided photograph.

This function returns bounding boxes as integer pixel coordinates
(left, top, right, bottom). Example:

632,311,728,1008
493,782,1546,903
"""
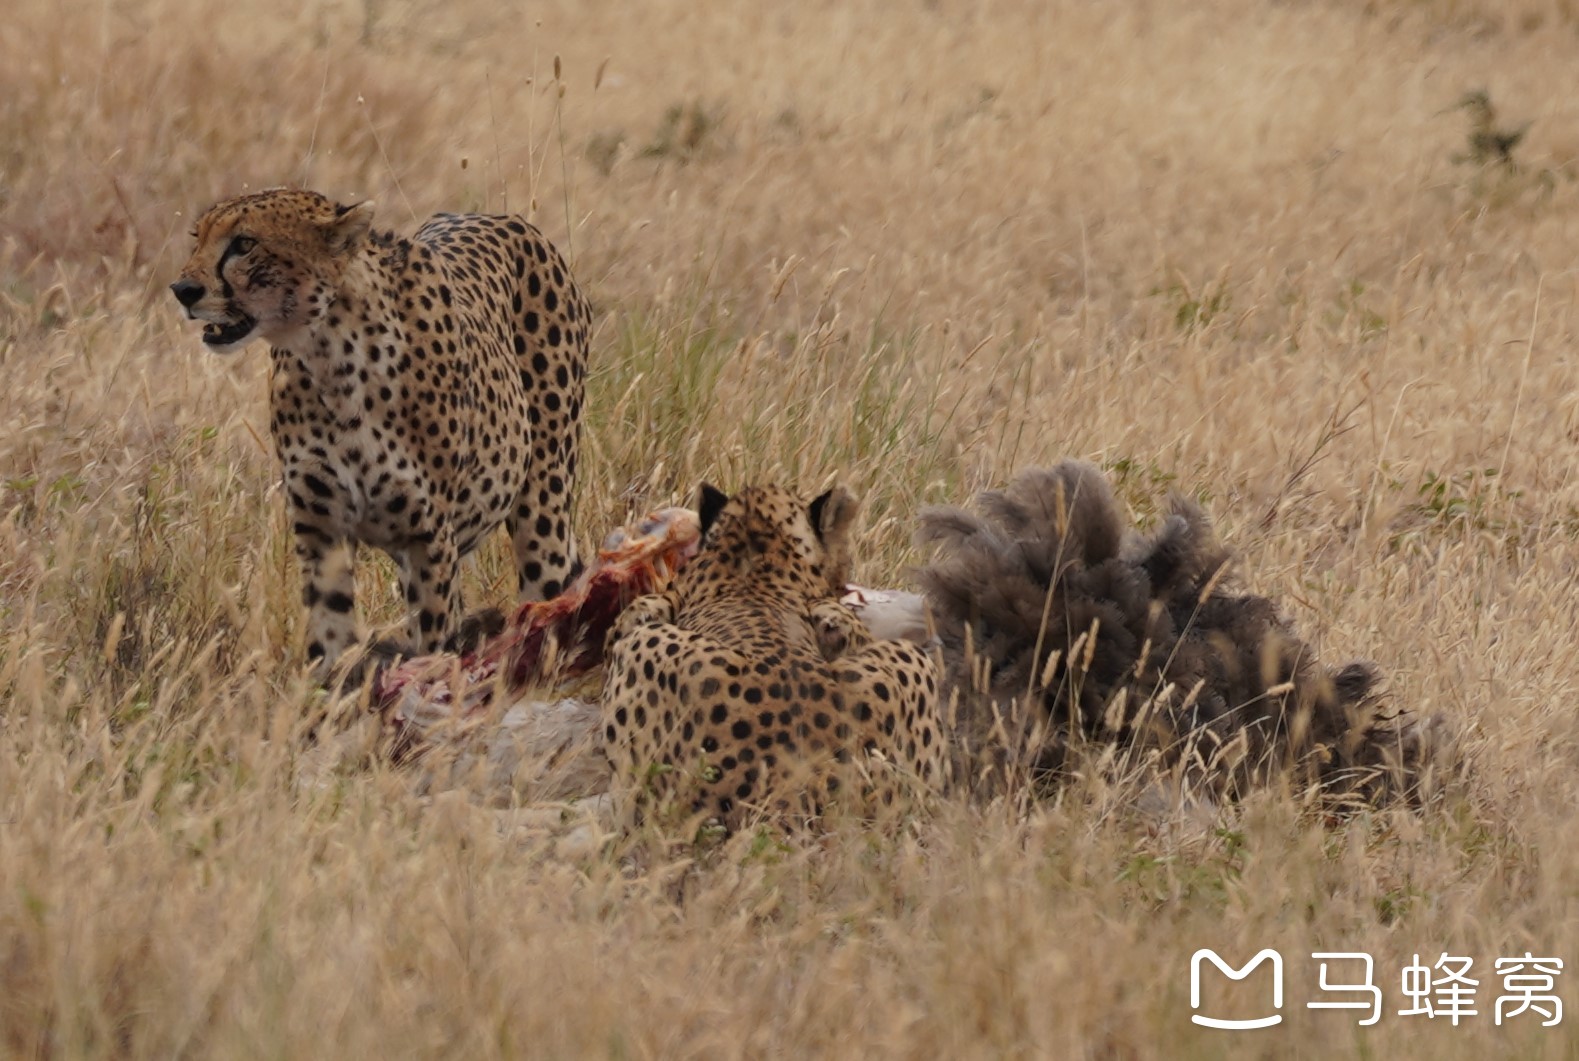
171,188,589,676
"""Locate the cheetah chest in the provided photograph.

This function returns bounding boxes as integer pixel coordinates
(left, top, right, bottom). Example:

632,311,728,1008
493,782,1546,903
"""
270,346,529,552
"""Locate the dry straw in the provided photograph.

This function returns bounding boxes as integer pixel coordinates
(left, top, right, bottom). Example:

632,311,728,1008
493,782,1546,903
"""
2,0,1577,1055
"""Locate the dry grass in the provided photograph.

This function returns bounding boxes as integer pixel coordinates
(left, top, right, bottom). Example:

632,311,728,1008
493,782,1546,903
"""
5,0,1579,1054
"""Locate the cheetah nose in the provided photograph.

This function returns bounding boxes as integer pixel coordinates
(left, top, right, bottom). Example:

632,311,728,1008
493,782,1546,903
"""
170,279,205,309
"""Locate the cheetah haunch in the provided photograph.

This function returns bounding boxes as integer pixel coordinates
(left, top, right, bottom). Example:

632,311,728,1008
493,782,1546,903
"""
172,189,589,676
601,484,948,832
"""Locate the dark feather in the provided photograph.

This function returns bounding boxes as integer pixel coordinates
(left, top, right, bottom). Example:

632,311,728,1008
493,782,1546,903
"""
917,461,1444,805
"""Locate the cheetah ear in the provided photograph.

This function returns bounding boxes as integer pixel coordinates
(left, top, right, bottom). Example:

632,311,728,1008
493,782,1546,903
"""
696,483,729,536
325,200,375,253
808,486,858,546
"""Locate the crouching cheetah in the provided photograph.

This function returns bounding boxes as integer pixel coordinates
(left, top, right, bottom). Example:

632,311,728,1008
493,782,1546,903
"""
171,188,589,676
601,483,948,832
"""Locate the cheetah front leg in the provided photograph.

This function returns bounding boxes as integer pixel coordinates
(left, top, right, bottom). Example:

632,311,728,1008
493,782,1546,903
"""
296,531,360,677
394,526,465,657
509,489,581,603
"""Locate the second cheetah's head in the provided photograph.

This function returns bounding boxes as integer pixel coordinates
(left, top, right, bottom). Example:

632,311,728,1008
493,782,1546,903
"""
170,188,375,354
678,483,859,605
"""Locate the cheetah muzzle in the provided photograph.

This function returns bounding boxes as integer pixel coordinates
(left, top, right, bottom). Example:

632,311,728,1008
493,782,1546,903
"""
200,314,257,350
169,275,258,352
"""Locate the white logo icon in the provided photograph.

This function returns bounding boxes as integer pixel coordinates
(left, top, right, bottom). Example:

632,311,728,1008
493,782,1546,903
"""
1190,949,1284,1030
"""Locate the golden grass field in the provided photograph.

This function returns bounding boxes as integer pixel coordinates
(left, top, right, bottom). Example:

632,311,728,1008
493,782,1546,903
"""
6,0,1579,1054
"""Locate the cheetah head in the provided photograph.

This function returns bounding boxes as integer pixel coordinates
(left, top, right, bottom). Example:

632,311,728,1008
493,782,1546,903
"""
170,189,376,354
679,482,859,605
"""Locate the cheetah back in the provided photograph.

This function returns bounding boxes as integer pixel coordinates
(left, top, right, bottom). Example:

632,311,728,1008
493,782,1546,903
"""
601,484,947,831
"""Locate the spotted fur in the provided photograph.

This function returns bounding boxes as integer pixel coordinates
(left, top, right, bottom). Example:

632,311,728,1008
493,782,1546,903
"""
172,189,589,674
601,484,947,831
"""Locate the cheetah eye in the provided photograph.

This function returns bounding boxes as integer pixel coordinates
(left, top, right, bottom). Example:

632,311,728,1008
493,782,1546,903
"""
229,235,257,256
